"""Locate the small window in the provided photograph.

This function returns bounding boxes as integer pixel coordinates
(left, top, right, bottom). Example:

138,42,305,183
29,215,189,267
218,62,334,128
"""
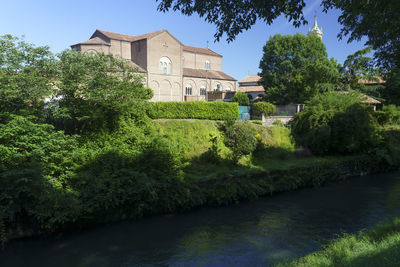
205,60,211,70
185,85,192,96
159,57,172,74
182,57,185,67
200,86,206,96
215,84,221,91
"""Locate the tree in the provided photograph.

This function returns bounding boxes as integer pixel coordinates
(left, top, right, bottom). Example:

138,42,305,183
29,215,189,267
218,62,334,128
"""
259,34,338,104
156,0,400,69
323,0,400,70
50,50,153,134
291,91,381,155
156,0,307,42
0,35,56,121
231,92,250,106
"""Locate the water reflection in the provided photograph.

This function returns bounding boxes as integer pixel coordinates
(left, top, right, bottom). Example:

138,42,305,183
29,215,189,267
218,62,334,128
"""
2,172,400,266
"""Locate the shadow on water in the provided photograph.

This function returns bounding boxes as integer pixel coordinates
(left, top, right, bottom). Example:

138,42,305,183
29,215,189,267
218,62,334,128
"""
1,172,400,267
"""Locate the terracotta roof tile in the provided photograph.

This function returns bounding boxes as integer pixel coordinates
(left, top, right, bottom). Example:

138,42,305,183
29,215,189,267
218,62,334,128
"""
95,29,166,42
71,37,110,46
239,75,261,83
358,76,386,84
339,91,381,104
183,45,222,57
183,68,236,81
238,85,265,93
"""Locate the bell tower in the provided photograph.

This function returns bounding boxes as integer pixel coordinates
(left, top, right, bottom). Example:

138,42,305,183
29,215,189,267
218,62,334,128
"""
308,15,323,39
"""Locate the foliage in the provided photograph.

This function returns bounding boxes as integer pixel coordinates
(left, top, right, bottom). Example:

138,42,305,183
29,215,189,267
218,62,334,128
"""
279,216,400,267
291,91,382,155
0,34,56,121
231,92,250,106
223,122,257,162
323,1,400,70
0,116,79,240
156,0,308,42
259,34,339,104
382,67,400,105
151,101,239,120
375,105,400,126
157,0,400,71
253,101,276,116
50,50,153,134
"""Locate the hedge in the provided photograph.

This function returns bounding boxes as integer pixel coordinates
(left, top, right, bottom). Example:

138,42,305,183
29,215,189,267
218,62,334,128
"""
150,101,239,120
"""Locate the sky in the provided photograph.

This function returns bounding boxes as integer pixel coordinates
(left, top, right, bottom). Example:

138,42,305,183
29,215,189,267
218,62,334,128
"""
1,0,369,82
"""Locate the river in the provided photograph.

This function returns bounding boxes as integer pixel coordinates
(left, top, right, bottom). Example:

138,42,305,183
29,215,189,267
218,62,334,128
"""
2,172,400,266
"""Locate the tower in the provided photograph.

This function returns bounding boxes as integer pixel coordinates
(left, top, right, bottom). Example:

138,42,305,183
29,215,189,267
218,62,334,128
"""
308,15,323,39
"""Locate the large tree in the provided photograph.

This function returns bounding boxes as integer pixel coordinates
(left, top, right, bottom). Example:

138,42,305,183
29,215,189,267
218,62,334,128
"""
156,0,400,68
259,33,338,104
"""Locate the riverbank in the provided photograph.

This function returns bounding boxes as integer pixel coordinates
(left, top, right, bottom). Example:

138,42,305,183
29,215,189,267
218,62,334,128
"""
278,215,400,266
2,120,400,244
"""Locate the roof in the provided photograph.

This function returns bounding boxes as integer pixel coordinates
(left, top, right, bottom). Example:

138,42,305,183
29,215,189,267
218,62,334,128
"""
183,68,236,81
339,91,381,104
71,37,111,47
237,85,265,93
358,77,386,84
239,75,261,84
183,45,222,57
93,29,167,42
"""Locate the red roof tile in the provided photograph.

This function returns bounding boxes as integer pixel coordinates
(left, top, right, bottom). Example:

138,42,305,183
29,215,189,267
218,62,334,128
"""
183,45,222,57
183,68,236,81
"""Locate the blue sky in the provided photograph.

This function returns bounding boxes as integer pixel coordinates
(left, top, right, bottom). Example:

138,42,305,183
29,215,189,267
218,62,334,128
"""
1,0,368,82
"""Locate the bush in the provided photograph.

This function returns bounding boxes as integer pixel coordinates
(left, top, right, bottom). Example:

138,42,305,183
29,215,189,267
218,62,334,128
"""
253,102,276,116
151,101,239,120
375,105,400,125
231,92,250,106
291,91,382,155
223,122,257,162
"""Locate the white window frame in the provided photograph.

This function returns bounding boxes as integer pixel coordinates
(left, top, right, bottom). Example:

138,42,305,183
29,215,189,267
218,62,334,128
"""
200,86,206,96
185,84,192,96
205,60,211,70
159,56,172,74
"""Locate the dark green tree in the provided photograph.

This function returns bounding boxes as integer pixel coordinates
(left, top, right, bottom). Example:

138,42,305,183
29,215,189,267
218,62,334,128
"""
259,34,339,104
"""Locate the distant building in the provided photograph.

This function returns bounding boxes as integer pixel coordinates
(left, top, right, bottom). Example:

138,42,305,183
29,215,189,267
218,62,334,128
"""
71,29,237,102
237,75,266,101
308,16,323,39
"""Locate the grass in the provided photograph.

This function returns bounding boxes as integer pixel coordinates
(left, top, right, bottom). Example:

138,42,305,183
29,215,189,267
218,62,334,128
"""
155,119,351,181
277,216,400,267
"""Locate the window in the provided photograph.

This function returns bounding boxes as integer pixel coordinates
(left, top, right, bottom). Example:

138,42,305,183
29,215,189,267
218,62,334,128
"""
159,57,172,74
215,84,221,91
205,60,211,70
185,84,192,96
182,57,185,67
200,86,206,96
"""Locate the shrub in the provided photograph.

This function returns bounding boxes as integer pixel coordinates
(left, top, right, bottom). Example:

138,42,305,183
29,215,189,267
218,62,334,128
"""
151,101,239,120
231,92,250,106
291,91,382,155
223,122,257,162
253,102,276,116
375,104,400,125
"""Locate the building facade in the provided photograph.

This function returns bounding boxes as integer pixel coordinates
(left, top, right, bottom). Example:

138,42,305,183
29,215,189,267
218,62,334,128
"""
71,29,237,102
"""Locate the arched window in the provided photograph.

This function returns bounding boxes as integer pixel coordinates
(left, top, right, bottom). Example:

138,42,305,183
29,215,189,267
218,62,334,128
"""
185,84,192,96
159,57,172,74
200,86,206,96
205,60,211,70
215,84,221,91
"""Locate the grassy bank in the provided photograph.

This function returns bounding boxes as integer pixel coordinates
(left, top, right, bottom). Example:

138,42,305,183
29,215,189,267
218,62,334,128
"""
278,216,400,267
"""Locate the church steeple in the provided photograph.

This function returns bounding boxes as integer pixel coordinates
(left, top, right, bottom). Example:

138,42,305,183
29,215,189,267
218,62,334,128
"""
308,15,323,39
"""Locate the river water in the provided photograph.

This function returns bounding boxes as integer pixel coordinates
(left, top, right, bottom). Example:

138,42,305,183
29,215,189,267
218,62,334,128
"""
2,172,400,267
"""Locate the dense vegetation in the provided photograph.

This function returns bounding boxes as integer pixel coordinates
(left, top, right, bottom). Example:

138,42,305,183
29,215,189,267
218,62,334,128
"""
259,34,339,104
231,91,250,106
150,101,239,120
279,216,400,267
2,34,400,251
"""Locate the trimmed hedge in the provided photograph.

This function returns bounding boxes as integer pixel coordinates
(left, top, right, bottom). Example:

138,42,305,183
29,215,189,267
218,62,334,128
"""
150,101,239,120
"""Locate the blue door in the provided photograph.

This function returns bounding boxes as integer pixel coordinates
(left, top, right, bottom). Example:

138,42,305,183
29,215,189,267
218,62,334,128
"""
238,106,251,121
